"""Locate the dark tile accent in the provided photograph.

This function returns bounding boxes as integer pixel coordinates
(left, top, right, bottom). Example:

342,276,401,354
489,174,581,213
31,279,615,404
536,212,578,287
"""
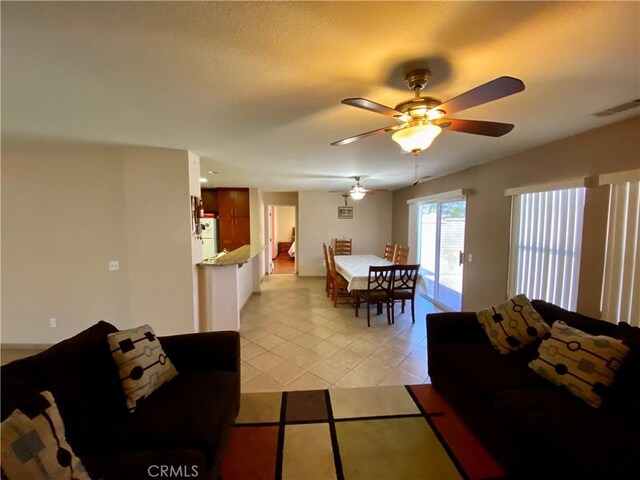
285,390,328,423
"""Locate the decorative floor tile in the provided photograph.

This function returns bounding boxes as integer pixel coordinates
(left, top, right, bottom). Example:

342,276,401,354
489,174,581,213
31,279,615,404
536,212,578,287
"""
236,392,282,424
221,426,279,480
282,423,336,479
285,390,328,423
329,386,420,419
285,372,330,391
310,358,351,384
336,417,461,479
265,361,306,386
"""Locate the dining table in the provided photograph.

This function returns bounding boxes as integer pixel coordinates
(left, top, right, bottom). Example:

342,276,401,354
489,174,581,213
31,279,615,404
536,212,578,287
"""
333,254,429,297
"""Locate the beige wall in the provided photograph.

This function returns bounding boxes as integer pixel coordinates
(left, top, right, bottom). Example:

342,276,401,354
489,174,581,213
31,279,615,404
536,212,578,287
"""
274,206,295,243
1,143,200,343
392,117,640,316
298,191,393,276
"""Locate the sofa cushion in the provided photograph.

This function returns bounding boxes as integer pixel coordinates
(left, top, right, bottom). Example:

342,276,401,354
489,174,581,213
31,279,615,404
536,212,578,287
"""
3,321,129,448
495,387,640,479
434,342,551,404
529,321,630,407
531,300,617,336
108,325,178,412
1,391,91,480
78,371,238,467
477,294,551,354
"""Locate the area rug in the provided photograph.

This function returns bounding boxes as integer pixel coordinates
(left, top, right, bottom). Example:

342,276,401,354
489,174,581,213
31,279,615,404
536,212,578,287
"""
221,384,506,480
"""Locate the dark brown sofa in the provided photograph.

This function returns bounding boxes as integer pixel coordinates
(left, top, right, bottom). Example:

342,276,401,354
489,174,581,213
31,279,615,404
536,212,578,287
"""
1,321,240,480
427,300,640,479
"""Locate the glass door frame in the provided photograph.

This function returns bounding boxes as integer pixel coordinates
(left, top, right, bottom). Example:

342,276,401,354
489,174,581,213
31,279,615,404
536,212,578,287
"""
416,197,467,312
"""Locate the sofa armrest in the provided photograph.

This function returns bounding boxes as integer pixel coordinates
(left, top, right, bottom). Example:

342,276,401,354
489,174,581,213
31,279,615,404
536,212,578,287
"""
159,331,240,374
427,312,488,349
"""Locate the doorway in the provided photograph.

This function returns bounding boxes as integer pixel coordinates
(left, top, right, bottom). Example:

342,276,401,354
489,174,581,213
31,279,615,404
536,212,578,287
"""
418,199,466,310
268,205,296,275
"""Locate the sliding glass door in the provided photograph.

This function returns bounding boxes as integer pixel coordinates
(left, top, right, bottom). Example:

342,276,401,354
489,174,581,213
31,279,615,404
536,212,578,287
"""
418,200,466,311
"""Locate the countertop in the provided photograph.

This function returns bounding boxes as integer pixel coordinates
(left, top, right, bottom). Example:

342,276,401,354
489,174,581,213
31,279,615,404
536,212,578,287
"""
197,244,264,267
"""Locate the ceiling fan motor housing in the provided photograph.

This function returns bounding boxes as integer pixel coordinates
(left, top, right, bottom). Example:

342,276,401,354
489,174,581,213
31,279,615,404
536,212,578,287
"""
395,96,442,119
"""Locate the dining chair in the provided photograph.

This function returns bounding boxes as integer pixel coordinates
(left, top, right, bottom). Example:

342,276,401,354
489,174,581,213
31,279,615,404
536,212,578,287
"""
355,265,394,327
334,238,352,255
328,245,352,307
394,245,409,265
383,242,396,262
390,264,420,324
322,242,333,298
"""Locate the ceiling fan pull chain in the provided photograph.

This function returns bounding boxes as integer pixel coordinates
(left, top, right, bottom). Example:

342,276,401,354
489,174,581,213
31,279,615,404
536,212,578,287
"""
413,157,419,186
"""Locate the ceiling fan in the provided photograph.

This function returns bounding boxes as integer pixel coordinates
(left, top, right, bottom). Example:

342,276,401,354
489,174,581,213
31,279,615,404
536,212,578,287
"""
331,69,525,155
332,176,386,201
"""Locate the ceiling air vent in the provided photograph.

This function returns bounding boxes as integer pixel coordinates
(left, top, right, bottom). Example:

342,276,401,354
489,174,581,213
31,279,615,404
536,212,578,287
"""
593,99,640,117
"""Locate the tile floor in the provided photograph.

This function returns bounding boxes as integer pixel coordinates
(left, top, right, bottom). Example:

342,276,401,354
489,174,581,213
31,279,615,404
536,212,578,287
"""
240,274,441,393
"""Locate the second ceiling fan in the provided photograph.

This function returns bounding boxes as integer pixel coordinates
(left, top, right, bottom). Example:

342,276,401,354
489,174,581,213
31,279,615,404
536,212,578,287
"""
331,69,525,155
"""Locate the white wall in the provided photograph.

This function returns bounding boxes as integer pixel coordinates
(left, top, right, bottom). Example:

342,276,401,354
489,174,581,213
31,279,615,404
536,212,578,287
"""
1,142,200,343
298,191,393,276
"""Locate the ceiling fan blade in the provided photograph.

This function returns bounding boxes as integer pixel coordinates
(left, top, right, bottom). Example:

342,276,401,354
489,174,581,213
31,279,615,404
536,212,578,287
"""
330,125,400,146
437,118,515,137
429,76,525,116
342,98,407,119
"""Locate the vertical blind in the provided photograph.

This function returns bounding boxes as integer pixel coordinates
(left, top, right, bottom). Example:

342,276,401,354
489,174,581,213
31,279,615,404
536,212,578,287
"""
508,187,586,310
601,179,639,326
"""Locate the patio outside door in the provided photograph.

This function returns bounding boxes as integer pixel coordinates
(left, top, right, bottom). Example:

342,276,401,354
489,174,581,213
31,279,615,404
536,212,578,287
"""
418,200,466,311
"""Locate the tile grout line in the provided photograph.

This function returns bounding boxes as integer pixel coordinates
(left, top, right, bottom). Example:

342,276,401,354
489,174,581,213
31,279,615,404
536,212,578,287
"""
324,389,345,480
404,385,469,480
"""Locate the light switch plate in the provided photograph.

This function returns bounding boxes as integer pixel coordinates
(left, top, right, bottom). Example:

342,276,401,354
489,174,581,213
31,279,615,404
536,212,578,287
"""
109,261,119,271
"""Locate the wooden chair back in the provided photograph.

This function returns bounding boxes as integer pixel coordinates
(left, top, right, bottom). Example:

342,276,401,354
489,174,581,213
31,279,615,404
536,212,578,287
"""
334,238,352,255
367,265,394,294
383,243,396,262
392,264,420,295
394,245,409,265
322,242,330,275
328,245,339,279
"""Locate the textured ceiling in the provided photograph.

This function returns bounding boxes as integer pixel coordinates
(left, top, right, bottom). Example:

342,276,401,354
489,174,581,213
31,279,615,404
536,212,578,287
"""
2,2,639,192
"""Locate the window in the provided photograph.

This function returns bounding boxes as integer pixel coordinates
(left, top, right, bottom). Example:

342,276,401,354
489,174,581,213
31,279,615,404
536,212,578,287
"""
599,170,639,325
507,182,586,310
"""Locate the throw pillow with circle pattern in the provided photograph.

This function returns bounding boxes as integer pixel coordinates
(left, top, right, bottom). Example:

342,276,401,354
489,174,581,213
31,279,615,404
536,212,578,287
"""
108,324,178,412
476,294,551,354
1,391,91,480
529,321,630,407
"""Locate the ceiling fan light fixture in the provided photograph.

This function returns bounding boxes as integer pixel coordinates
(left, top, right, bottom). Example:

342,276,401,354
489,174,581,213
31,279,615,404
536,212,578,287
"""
392,122,442,154
350,191,366,200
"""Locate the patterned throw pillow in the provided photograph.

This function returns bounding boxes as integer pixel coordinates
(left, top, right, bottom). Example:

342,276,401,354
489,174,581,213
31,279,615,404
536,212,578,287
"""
1,391,91,480
108,325,178,412
476,294,551,354
529,321,630,407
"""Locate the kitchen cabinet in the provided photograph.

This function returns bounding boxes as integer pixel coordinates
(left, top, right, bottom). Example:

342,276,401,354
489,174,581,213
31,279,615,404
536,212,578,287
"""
217,188,250,251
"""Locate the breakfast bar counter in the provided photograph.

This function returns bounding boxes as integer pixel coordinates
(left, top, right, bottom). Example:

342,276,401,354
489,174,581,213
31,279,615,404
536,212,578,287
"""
197,244,264,332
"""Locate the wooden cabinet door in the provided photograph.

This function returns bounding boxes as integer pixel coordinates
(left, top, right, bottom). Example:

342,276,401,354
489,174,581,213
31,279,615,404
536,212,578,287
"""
233,189,250,217
218,217,234,251
201,189,219,213
233,217,251,249
217,189,234,217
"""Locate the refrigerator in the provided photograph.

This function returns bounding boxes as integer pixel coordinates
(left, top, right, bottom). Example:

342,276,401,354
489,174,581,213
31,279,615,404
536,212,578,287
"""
201,214,218,259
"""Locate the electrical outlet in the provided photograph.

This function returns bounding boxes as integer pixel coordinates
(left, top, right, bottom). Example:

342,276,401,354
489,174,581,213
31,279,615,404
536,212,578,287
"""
109,261,119,271
468,254,473,262
49,318,57,328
